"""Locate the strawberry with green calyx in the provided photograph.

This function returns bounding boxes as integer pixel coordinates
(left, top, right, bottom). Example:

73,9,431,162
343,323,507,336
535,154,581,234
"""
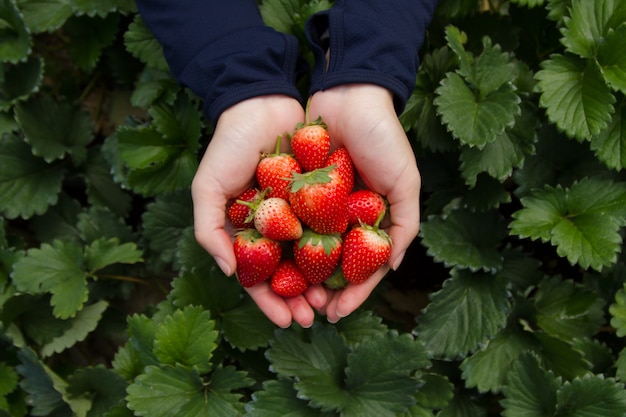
341,211,392,284
294,229,342,284
227,187,263,229
244,196,303,241
347,189,388,227
233,228,282,288
291,114,331,172
270,259,310,297
256,134,302,200
288,164,351,234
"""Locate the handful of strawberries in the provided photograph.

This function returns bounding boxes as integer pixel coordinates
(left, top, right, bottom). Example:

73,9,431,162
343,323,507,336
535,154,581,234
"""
227,116,391,298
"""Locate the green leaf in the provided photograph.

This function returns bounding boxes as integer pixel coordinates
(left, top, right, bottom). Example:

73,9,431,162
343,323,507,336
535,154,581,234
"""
0,134,65,219
83,149,133,217
11,240,88,319
461,175,512,212
112,314,159,379
174,227,217,274
142,190,193,263
220,298,276,351
536,54,615,141
126,365,251,417
609,282,626,337
15,94,94,164
149,92,202,147
15,0,72,33
416,269,510,359
64,14,119,71
534,277,604,339
414,373,454,410
420,209,507,272
590,98,626,170
461,326,536,394
123,14,169,72
532,332,591,380
0,56,43,112
0,362,18,396
85,237,142,272
560,0,626,59
246,379,331,417
444,26,472,80
70,0,137,16
0,0,31,63
40,300,108,358
597,25,626,95
501,354,560,417
556,374,626,417
437,390,487,417
435,73,520,148
28,194,82,244
509,0,544,7
616,348,626,381
66,366,127,417
510,177,626,270
153,306,218,373
333,309,389,348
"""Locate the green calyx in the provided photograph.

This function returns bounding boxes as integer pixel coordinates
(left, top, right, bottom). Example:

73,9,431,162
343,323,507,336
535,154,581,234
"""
298,229,341,255
287,165,336,193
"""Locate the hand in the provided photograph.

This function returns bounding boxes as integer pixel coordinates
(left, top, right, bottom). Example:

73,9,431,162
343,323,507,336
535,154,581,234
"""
191,95,327,328
306,84,422,323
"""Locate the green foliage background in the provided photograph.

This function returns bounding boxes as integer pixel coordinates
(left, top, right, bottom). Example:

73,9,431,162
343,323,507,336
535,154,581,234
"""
1,0,626,416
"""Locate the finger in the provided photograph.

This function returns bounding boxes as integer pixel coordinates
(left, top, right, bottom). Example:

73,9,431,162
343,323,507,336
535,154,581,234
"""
326,266,389,322
284,295,315,328
245,283,293,328
304,284,331,311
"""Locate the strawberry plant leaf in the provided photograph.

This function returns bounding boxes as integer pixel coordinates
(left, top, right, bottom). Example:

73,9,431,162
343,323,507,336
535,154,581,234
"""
597,25,626,95
83,149,133,217
11,240,88,319
70,0,137,17
0,56,43,112
0,134,64,219
40,300,108,358
420,209,507,272
437,391,486,417
590,98,626,170
536,54,615,141
124,15,170,72
127,365,252,417
112,314,159,380
461,174,512,212
617,348,626,381
609,283,626,337
77,206,135,244
416,269,510,359
435,73,520,148
16,0,73,33
414,372,454,410
170,266,241,311
560,0,626,59
533,332,591,380
501,354,560,417
142,190,193,264
0,0,31,63
174,227,217,274
65,366,127,417
534,277,604,340
153,306,217,373
509,0,544,6
64,14,119,71
85,237,142,272
556,374,626,417
333,309,389,347
246,379,334,417
15,94,94,164
220,298,276,351
0,362,18,397
28,194,82,244
149,92,202,147
510,177,626,270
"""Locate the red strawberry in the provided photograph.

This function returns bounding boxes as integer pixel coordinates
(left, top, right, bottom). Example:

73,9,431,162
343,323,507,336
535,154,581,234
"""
291,116,331,172
341,213,392,284
227,188,262,229
253,197,303,241
256,135,302,200
347,189,387,226
270,259,309,297
233,229,282,288
325,146,355,193
288,164,351,234
293,230,342,284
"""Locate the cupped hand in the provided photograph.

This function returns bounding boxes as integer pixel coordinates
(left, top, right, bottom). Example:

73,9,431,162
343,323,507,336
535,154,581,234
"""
191,95,327,328
306,84,422,323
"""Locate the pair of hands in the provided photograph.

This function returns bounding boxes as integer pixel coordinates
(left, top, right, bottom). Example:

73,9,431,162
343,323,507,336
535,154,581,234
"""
191,84,421,328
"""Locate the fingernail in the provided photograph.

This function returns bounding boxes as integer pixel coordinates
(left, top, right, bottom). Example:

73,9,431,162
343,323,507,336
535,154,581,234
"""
214,256,232,276
391,251,406,271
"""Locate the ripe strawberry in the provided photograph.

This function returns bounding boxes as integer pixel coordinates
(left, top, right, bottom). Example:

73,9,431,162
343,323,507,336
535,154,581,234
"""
347,189,387,226
256,135,302,200
227,188,262,229
293,230,342,284
270,259,309,297
233,229,282,288
341,213,392,284
253,197,303,241
288,164,351,234
325,146,355,193
291,116,331,172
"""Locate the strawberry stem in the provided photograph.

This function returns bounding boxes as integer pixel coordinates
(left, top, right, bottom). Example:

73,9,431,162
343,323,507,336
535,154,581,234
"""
373,210,386,228
274,135,282,155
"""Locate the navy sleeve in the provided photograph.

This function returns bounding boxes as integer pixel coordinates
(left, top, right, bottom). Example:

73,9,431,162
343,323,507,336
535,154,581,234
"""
305,0,438,113
134,0,303,125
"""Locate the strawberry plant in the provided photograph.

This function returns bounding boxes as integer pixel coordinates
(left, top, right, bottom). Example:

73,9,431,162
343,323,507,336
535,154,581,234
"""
1,0,626,416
